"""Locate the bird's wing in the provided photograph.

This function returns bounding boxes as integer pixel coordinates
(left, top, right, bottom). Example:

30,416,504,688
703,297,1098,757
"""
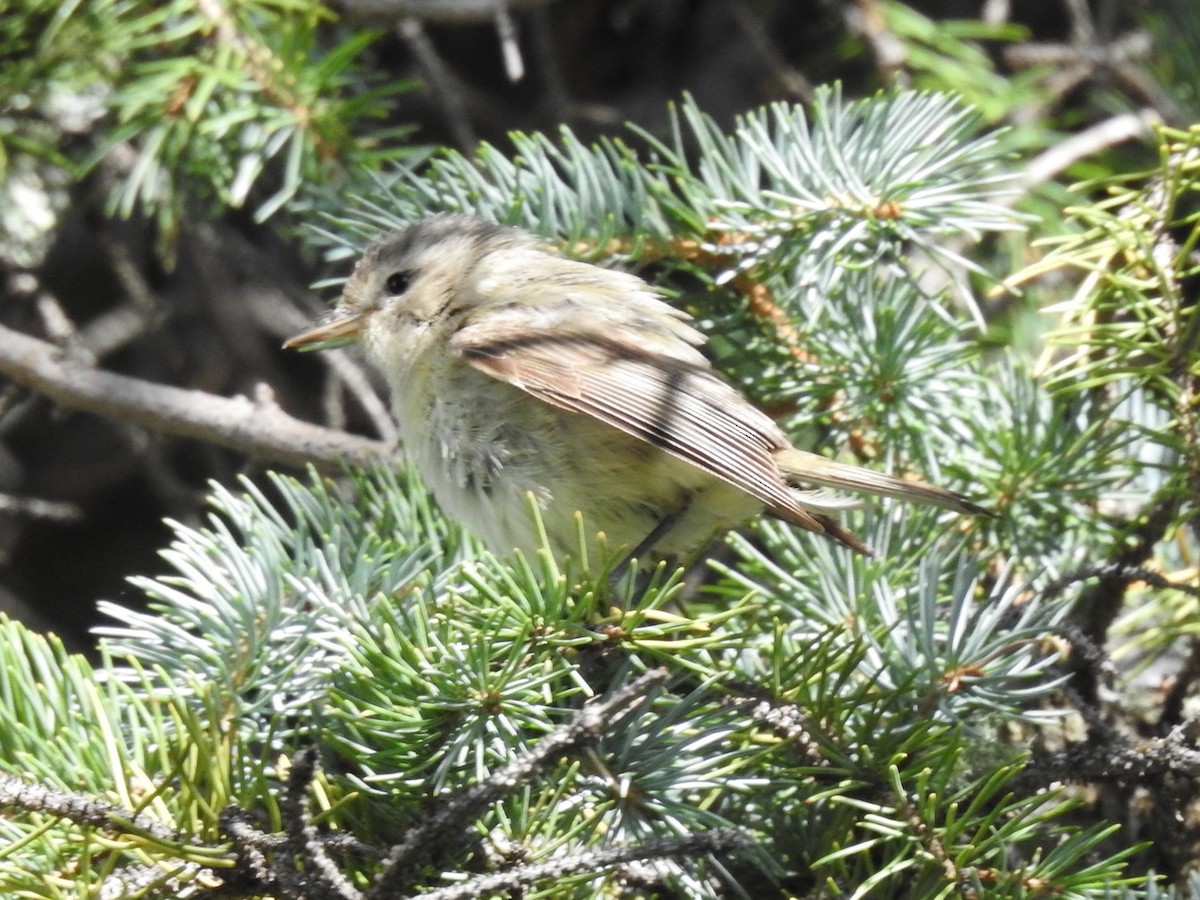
449,325,830,534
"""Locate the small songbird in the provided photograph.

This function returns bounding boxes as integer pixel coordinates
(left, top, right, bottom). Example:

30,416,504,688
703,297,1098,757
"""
285,214,987,563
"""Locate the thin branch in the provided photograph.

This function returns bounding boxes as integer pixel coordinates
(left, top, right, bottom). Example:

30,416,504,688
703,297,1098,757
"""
1019,110,1160,190
1074,494,1186,650
527,5,569,119
340,0,559,23
370,668,670,896
279,747,363,900
194,223,400,444
1004,0,1183,124
221,811,386,860
844,0,908,78
1161,639,1200,731
493,4,524,82
1041,562,1200,603
1028,730,1200,785
255,293,400,444
417,830,751,900
221,807,279,893
0,492,82,522
0,324,393,471
396,16,478,151
0,773,220,895
0,772,177,841
730,0,813,101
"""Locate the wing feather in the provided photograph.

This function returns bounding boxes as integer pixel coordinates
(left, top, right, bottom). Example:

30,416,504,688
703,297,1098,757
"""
451,329,827,532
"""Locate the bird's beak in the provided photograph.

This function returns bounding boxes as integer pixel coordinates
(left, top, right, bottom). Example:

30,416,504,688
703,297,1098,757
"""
283,308,364,351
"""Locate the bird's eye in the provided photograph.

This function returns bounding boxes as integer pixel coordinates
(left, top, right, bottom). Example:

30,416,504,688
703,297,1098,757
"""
385,271,413,295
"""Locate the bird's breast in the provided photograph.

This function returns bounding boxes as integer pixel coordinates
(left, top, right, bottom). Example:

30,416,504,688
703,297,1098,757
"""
388,360,759,561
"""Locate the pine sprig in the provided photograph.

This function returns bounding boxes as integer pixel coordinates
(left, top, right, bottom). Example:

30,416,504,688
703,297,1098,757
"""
95,467,455,742
307,86,1023,284
649,87,1021,259
10,0,419,253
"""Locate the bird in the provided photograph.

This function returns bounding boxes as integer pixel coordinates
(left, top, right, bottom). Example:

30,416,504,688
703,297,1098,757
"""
285,213,987,565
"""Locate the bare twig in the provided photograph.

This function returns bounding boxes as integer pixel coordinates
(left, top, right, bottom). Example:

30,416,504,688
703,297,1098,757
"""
0,324,394,471
215,709,746,900
844,0,908,78
370,668,670,896
341,0,559,23
527,5,569,118
0,493,82,522
396,16,478,151
279,747,363,900
260,296,400,444
34,291,79,347
730,1,813,101
0,772,176,840
493,4,524,82
221,807,278,891
1028,729,1200,785
77,232,165,360
1019,110,1160,190
1004,0,1183,124
187,223,400,444
78,303,162,361
1161,640,1200,731
417,830,751,900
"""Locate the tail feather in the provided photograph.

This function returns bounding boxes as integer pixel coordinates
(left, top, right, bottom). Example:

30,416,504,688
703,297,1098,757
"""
774,448,991,518
789,488,868,513
812,514,874,556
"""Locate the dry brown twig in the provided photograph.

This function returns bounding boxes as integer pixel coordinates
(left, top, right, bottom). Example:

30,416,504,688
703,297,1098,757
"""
0,324,393,471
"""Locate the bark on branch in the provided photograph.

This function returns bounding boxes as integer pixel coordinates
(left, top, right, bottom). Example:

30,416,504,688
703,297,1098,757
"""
0,324,394,471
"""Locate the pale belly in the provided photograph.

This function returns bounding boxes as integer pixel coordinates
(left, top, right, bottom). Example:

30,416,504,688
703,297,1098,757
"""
395,368,760,563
